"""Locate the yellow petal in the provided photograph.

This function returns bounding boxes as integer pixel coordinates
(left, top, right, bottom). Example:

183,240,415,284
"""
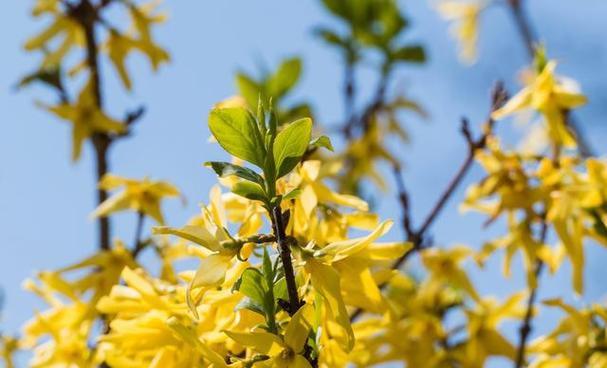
167,317,227,367
305,260,354,352
224,330,283,355
318,220,393,262
292,355,313,368
285,304,312,353
153,225,222,252
491,87,533,120
355,241,411,261
187,254,232,317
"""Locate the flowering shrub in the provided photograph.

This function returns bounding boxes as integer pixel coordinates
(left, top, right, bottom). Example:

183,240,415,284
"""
3,0,606,367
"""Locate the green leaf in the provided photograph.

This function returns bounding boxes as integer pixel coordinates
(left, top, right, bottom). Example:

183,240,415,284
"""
273,277,288,306
267,58,302,98
273,118,313,178
262,247,274,288
392,45,426,63
235,268,266,307
232,181,267,202
314,27,346,48
282,188,302,201
236,73,261,108
235,297,265,316
208,107,266,168
281,103,313,126
18,68,63,91
204,162,265,186
309,135,334,152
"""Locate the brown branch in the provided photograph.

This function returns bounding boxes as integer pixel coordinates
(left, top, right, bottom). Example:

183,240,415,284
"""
514,259,544,368
72,0,113,250
343,61,356,139
514,223,547,368
514,140,561,367
342,64,391,138
395,83,507,266
271,206,301,316
507,0,536,58
131,212,146,257
350,83,508,322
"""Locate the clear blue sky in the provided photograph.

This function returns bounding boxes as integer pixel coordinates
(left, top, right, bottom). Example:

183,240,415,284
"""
1,1,607,366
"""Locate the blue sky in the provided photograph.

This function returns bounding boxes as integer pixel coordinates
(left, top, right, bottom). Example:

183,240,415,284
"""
1,0,607,366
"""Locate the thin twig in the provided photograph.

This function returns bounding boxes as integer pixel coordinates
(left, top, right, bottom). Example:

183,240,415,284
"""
395,83,507,267
342,64,391,138
514,260,544,368
514,223,547,368
514,140,561,367
343,61,356,139
507,0,535,58
350,83,508,322
131,212,146,257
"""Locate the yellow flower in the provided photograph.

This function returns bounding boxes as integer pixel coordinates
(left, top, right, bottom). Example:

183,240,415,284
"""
0,336,19,368
42,80,127,161
20,241,136,368
437,1,484,64
453,293,525,367
24,9,83,68
104,1,170,90
303,220,406,353
92,174,180,224
225,304,314,368
97,267,246,367
492,60,587,148
153,186,250,316
421,245,479,301
528,299,607,367
281,160,372,243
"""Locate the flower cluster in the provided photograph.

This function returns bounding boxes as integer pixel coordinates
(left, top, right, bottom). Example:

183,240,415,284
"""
4,0,606,368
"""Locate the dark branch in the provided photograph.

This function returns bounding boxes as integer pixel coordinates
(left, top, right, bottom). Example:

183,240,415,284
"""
71,0,118,251
514,223,547,368
131,212,146,258
350,82,508,322
271,206,301,316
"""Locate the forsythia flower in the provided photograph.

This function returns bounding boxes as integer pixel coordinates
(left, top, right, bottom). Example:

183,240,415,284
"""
281,160,372,242
437,1,485,64
24,2,83,68
452,293,525,367
22,241,136,367
153,186,252,315
104,1,170,90
528,299,607,367
42,81,126,161
92,174,180,224
0,335,18,368
421,245,480,301
225,305,314,368
492,60,588,148
96,267,226,367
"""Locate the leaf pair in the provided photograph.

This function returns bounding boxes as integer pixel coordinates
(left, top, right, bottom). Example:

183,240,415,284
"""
236,58,301,110
207,105,321,204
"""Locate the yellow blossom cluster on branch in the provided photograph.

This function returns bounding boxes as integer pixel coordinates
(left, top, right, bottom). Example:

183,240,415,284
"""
3,0,607,368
